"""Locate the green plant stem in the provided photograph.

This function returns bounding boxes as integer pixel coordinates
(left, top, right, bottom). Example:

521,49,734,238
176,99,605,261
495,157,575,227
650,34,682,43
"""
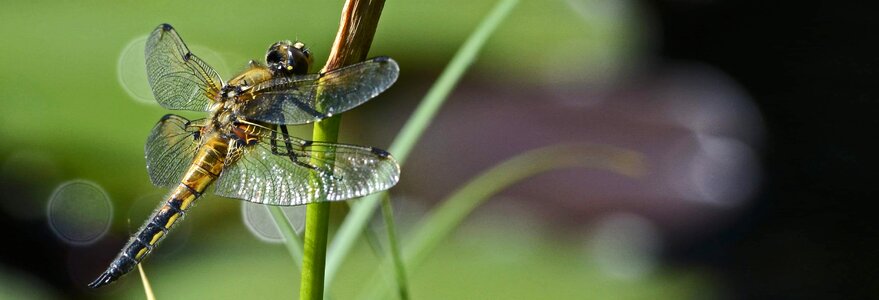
324,0,520,291
268,206,304,271
381,194,409,300
301,117,340,300
300,206,329,299
299,1,386,299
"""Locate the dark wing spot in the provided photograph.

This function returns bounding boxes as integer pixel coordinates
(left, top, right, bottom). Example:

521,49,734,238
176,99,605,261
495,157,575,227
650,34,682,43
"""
370,147,391,158
160,23,173,31
372,56,390,63
183,52,192,62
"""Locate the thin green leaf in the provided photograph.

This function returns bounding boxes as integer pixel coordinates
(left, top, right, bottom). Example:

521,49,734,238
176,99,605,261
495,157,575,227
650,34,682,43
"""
345,202,386,259
404,144,644,268
267,206,304,271
362,144,646,298
387,0,520,163
324,0,520,291
381,194,409,300
363,220,387,259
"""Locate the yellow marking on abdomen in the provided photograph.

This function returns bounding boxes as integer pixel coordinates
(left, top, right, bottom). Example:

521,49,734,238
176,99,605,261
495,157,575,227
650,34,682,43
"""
150,231,165,245
165,212,181,228
136,248,149,260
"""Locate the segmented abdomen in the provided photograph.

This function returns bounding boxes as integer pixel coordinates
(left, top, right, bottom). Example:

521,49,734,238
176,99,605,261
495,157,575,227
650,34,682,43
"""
88,136,229,288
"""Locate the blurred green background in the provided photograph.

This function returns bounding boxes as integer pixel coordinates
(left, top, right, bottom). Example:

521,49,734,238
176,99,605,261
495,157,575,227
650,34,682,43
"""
0,0,727,299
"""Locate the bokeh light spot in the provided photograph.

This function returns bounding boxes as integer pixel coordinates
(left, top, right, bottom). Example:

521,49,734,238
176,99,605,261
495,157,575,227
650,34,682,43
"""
241,202,305,243
47,180,112,246
666,134,761,206
117,35,229,105
117,36,152,105
588,213,661,280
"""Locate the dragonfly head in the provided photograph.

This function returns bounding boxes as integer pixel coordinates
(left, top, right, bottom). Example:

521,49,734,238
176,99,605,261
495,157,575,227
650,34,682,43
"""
266,40,312,76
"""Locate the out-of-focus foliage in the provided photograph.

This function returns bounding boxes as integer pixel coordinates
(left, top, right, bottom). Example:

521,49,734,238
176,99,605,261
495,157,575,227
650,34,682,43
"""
0,0,720,298
104,223,713,299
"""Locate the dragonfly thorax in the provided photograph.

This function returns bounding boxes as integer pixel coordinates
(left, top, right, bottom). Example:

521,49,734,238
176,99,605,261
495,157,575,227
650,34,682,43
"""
226,66,272,96
214,110,232,127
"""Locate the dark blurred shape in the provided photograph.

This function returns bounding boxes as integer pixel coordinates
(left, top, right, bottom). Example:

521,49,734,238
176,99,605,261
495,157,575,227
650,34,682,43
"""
399,59,763,239
0,153,68,296
0,151,62,220
651,0,879,298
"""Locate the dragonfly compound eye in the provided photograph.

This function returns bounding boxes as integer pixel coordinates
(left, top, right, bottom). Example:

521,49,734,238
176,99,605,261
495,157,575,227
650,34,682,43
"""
266,40,312,76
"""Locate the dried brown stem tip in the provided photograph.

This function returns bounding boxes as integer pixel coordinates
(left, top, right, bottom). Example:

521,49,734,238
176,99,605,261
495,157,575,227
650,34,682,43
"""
322,0,386,72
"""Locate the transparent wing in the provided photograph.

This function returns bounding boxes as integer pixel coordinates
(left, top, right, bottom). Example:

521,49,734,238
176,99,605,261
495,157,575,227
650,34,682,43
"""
241,57,399,125
146,23,223,111
144,114,205,187
214,126,400,205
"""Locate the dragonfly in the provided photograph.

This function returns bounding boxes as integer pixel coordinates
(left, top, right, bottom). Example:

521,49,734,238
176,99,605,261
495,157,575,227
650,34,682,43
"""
88,24,400,288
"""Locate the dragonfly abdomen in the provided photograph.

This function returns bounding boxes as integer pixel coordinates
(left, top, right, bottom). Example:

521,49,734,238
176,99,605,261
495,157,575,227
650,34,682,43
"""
89,137,229,288
87,182,202,288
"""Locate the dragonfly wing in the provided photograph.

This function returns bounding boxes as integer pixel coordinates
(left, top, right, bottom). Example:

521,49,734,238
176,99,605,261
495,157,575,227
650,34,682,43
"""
146,23,223,111
241,57,399,125
144,114,205,188
214,127,400,205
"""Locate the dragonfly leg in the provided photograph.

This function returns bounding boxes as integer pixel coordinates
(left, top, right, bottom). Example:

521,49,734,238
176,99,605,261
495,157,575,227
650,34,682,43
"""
268,122,341,181
279,125,321,171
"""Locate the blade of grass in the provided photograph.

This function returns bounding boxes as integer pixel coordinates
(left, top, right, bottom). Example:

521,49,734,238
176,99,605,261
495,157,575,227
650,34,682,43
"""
381,194,409,300
345,202,386,259
386,0,520,163
137,264,155,300
324,0,520,291
268,206,304,271
363,220,387,258
403,144,645,269
362,144,646,298
299,1,386,299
